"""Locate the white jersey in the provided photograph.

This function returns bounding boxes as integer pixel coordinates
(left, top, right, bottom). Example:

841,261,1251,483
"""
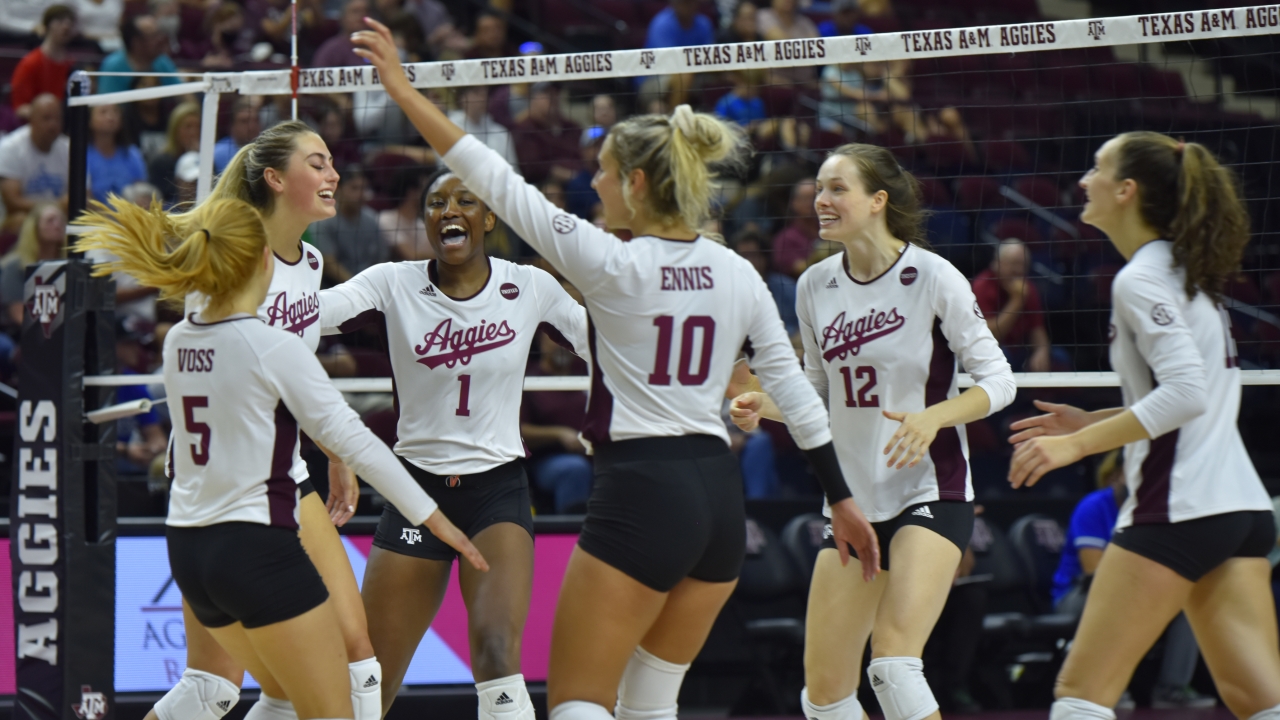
163,313,437,528
443,135,832,450
183,242,324,482
1109,241,1269,528
798,246,1016,522
320,258,587,475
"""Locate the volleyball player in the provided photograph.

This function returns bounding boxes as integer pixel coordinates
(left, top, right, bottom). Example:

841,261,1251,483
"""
318,169,587,719
144,121,391,720
1006,132,1280,720
728,144,1015,720
73,194,485,720
350,19,878,720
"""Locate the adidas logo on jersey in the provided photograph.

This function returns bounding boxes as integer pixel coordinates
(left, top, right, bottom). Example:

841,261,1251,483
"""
363,675,378,689
495,692,514,706
419,285,436,297
871,674,884,687
912,505,934,519
216,701,231,711
825,277,839,289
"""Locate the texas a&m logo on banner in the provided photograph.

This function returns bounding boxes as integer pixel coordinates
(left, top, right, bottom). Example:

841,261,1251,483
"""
24,262,68,340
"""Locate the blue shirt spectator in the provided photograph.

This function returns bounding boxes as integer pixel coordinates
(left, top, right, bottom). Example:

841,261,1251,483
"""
818,18,873,36
97,15,182,95
87,144,147,202
645,0,715,48
1051,486,1120,606
818,0,873,37
212,100,261,174
714,93,766,127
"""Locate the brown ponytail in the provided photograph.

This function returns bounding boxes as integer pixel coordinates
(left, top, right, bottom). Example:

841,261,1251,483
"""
827,143,932,249
1114,131,1249,302
72,195,267,309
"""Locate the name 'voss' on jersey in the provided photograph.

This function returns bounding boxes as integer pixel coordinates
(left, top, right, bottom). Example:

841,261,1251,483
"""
797,245,1015,522
320,257,587,476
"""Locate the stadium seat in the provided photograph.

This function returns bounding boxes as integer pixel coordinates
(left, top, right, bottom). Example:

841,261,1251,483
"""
1007,515,1079,640
917,176,955,208
780,512,828,580
982,139,1034,174
955,176,1008,211
732,518,808,713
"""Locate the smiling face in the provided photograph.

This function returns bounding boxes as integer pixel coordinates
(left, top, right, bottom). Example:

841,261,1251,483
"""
423,174,496,266
266,132,339,222
814,155,886,241
1078,137,1131,234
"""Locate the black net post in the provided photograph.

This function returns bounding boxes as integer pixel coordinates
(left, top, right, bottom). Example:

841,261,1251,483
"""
10,260,117,720
66,71,91,225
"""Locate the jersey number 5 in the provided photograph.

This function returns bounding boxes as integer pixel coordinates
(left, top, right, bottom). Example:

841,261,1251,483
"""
649,315,716,386
839,366,879,408
182,396,211,465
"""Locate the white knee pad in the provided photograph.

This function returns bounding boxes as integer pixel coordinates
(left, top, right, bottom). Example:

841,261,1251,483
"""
476,673,534,720
1051,697,1117,720
154,669,242,720
349,657,383,720
867,657,938,720
615,647,690,720
243,693,299,720
1249,704,1280,720
801,687,864,720
548,701,613,720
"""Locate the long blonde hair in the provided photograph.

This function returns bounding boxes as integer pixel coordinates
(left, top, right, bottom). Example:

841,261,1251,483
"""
73,195,267,308
163,101,201,157
606,104,747,233
4,203,67,266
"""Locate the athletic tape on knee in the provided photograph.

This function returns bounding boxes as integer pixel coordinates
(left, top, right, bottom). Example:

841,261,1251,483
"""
1249,704,1280,720
615,647,690,719
1050,697,1117,720
242,692,299,720
476,673,534,720
867,657,938,720
349,657,382,720
801,687,864,720
548,701,613,720
154,669,242,720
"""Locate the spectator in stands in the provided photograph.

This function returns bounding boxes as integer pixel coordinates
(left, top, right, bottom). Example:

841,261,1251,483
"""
378,167,433,260
758,0,819,85
972,238,1053,372
465,10,508,60
521,328,592,514
386,10,429,62
312,0,368,67
172,150,200,205
404,0,469,58
513,83,582,187
818,0,871,36
1,203,66,328
1051,449,1217,709
151,0,183,55
642,0,714,108
212,98,261,174
11,5,78,118
732,223,799,335
148,101,200,204
75,0,124,52
717,0,759,44
84,181,162,323
818,60,872,134
855,0,899,32
487,41,543,128
591,94,617,131
195,1,246,69
120,76,169,160
311,168,387,283
254,0,336,65
448,86,519,169
565,127,603,223
0,95,70,234
97,14,182,94
315,103,362,171
772,178,819,279
714,69,767,128
86,103,147,203
112,316,167,478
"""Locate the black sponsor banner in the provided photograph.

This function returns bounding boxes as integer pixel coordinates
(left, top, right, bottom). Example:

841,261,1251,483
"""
11,260,117,720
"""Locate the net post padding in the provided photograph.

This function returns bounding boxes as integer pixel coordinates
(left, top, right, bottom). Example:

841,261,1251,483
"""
10,261,117,720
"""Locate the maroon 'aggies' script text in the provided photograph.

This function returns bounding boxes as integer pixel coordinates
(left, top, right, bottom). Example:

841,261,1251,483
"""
415,318,517,369
266,290,320,337
821,308,907,361
660,266,714,291
177,348,215,372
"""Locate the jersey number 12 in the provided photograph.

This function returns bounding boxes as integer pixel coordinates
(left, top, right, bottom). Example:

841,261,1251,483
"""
649,315,716,386
839,366,879,408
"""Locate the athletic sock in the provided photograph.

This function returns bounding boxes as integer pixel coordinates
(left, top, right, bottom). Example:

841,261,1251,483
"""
476,673,534,720
615,647,689,720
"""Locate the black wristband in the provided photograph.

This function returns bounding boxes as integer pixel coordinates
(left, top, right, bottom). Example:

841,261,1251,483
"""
803,442,852,505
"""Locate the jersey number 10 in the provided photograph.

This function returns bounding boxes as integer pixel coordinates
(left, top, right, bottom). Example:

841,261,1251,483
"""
649,315,716,386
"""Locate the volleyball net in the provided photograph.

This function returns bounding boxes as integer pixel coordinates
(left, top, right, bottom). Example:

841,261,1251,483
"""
61,4,1280,392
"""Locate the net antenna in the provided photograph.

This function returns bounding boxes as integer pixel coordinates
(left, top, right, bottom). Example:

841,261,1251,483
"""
291,0,299,120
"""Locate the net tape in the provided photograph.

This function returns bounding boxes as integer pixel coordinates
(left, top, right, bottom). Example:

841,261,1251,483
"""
71,4,1280,105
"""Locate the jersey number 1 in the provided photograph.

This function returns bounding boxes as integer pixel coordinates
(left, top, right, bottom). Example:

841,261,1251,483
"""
648,316,717,386
182,396,211,465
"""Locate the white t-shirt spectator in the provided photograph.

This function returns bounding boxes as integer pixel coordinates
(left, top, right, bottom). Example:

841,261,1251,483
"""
74,0,125,49
448,109,519,171
0,126,71,202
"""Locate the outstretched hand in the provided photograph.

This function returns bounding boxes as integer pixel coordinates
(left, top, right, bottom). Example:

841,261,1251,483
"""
1008,435,1083,489
1007,400,1092,444
882,409,940,469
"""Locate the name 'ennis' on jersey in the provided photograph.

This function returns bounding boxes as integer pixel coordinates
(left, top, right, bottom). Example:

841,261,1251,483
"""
320,258,587,476
798,245,1015,522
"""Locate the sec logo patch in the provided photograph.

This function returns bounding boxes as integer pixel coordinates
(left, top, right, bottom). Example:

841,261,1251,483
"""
1151,303,1175,326
553,214,577,234
973,301,984,319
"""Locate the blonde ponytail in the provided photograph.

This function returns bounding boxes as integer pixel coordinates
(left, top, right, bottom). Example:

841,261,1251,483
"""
607,105,747,233
73,195,267,308
200,119,316,215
